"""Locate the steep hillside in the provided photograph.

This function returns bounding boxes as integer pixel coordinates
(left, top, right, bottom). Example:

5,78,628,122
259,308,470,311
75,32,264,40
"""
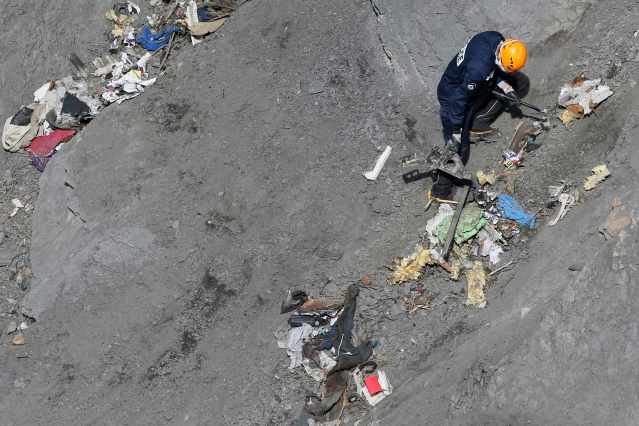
1,1,638,425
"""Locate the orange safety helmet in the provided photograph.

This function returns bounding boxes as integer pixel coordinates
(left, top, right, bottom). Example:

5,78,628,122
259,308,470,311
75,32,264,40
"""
499,39,527,73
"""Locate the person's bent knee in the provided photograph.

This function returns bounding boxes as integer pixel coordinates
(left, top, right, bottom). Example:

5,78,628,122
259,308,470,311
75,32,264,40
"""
511,72,530,98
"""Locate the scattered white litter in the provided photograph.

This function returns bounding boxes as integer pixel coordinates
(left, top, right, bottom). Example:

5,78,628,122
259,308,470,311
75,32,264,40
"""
549,192,576,226
9,198,24,217
558,78,613,115
363,145,392,181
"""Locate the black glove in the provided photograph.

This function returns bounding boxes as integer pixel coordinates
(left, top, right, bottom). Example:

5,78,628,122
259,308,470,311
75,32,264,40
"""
504,91,520,104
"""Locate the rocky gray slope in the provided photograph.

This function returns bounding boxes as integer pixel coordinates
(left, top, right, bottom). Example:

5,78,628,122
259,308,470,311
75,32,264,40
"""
1,0,638,425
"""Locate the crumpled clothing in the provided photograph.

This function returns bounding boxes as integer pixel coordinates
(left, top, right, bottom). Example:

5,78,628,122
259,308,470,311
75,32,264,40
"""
436,205,487,244
2,103,49,152
136,25,182,51
426,204,454,246
302,350,337,382
29,154,51,173
496,194,536,229
286,323,313,369
10,107,34,126
43,77,102,123
103,69,157,105
61,93,91,119
27,129,76,157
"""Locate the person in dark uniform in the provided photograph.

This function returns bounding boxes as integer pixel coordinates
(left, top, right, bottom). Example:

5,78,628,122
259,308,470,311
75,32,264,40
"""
433,32,529,198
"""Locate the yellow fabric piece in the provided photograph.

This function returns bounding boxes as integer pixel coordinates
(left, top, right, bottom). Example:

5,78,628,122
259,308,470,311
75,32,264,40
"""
584,164,610,190
476,170,496,186
465,261,487,308
390,245,435,284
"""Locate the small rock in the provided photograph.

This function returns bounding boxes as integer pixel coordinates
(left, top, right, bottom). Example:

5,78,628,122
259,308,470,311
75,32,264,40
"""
360,275,371,286
315,242,343,261
398,285,411,297
6,321,17,335
15,267,32,291
389,303,404,318
19,321,28,330
568,263,585,272
12,334,25,345
13,378,25,388
3,170,14,186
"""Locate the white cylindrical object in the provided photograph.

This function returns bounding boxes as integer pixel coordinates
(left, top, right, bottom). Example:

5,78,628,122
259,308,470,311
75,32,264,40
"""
363,145,392,181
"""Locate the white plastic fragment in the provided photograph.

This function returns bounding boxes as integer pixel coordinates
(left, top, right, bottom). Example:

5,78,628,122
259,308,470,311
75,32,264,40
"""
488,244,503,265
353,367,393,406
123,26,137,47
286,323,313,370
557,78,613,115
548,184,565,200
548,192,576,226
9,198,24,217
589,85,614,106
33,82,52,103
127,1,141,14
103,69,157,105
363,145,392,181
186,0,204,46
135,52,153,73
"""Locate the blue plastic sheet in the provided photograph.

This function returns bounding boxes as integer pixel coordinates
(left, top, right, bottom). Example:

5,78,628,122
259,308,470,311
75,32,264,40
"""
496,194,537,229
136,25,183,51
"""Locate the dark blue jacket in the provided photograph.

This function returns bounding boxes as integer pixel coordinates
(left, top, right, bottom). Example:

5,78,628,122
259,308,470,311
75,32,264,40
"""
437,31,506,142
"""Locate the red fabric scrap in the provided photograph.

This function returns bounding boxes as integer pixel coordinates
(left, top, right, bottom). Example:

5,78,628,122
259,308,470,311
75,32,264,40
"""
26,129,76,157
